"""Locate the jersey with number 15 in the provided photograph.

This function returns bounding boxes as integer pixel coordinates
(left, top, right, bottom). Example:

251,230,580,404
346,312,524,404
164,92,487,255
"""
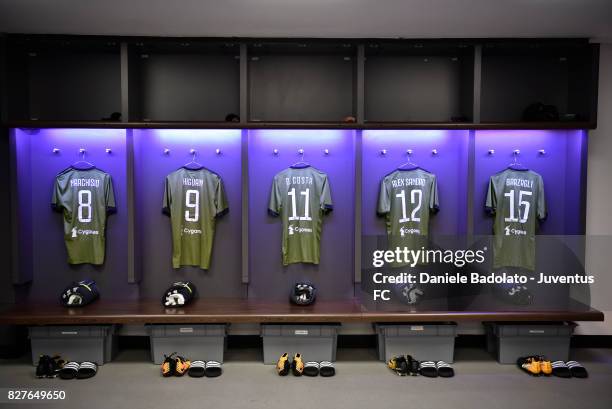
163,167,228,270
486,168,546,271
52,167,116,265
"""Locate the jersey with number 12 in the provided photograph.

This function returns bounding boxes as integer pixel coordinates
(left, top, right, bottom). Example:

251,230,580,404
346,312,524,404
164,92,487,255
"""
163,167,228,270
268,166,333,265
52,167,116,265
377,168,439,263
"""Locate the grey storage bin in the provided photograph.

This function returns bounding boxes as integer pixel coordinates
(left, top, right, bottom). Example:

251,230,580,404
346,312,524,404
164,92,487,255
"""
29,325,117,366
485,322,575,364
0,325,27,358
375,323,457,363
261,324,340,365
148,324,227,364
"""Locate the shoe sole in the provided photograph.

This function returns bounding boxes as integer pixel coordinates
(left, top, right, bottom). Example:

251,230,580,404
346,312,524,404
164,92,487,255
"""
188,370,206,378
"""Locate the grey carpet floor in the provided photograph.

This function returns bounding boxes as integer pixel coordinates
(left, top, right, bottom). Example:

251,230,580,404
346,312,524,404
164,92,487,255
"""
1,347,611,409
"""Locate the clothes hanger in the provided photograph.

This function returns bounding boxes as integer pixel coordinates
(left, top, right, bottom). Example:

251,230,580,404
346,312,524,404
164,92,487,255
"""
291,149,310,168
507,149,528,171
183,149,204,170
397,149,419,171
71,148,95,170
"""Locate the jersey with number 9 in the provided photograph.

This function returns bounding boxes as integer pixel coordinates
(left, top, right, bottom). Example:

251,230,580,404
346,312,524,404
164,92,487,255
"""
163,167,229,270
486,168,546,271
52,167,116,265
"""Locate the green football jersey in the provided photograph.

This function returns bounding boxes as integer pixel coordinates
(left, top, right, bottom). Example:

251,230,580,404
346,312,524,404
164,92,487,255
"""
377,168,439,258
163,167,228,270
268,166,333,265
52,167,116,265
486,168,547,271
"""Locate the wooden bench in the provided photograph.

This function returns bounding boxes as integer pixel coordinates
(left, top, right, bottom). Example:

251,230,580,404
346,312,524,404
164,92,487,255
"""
0,298,603,325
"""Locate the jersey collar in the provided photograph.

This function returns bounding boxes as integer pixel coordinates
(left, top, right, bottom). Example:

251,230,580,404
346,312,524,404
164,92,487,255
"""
397,164,420,171
507,164,529,171
71,163,96,171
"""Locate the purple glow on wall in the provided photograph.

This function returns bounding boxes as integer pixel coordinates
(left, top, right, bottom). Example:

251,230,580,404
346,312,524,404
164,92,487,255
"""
473,129,587,235
13,127,135,301
363,129,458,143
133,128,244,298
251,128,353,145
16,127,124,139
362,129,470,236
141,128,242,144
10,126,588,304
247,129,356,300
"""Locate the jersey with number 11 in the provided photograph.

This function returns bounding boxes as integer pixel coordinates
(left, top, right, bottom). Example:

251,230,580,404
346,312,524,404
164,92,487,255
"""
163,167,228,270
268,166,333,265
52,167,116,265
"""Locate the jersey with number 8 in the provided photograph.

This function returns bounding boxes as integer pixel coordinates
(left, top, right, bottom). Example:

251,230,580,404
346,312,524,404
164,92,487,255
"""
163,167,228,270
52,167,116,265
486,168,547,271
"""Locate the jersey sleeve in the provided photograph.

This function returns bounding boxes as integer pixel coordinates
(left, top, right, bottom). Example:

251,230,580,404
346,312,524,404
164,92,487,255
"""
268,176,282,217
430,175,439,213
537,175,547,220
320,175,333,213
485,176,496,215
105,174,116,212
214,176,229,218
377,178,390,216
51,176,62,211
162,176,172,215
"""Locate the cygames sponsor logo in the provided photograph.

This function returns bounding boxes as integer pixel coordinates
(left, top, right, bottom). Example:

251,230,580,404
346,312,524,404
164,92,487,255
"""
288,225,313,235
504,226,527,236
71,227,99,238
183,227,203,235
400,227,421,236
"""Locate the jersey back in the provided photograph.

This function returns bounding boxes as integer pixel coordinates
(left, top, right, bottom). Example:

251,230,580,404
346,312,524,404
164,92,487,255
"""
268,166,333,265
486,169,547,271
163,167,228,270
52,167,115,265
377,168,439,258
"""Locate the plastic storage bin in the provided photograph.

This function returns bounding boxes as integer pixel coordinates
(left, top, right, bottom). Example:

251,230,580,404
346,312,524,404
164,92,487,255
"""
261,324,340,365
375,323,457,363
29,325,117,365
148,324,227,364
485,322,575,364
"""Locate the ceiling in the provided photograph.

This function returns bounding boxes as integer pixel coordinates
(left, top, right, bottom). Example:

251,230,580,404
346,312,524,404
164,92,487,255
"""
0,0,611,42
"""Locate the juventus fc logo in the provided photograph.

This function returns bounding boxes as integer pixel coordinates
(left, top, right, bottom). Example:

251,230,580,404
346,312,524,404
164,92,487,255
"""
402,284,424,305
